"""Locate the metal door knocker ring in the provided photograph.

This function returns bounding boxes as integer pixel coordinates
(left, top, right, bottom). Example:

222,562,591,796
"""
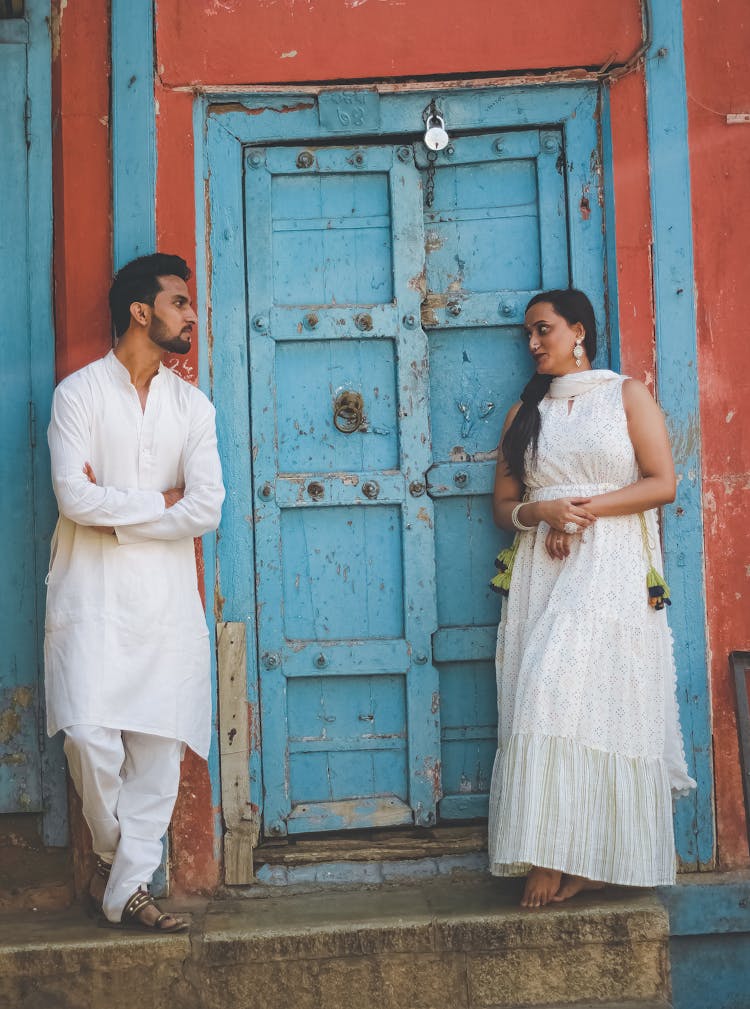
333,390,365,434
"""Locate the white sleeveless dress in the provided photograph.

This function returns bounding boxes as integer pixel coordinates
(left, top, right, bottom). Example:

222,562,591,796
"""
487,370,695,886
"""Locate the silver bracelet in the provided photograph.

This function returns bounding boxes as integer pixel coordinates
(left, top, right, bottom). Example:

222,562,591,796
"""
511,502,536,532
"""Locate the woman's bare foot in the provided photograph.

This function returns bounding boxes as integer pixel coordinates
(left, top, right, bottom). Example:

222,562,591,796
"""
550,874,605,902
521,867,562,907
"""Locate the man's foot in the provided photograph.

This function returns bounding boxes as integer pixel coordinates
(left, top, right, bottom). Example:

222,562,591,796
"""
521,867,563,908
550,874,605,902
103,888,189,933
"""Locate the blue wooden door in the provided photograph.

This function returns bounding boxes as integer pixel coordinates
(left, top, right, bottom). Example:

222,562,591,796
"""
418,129,569,820
245,144,440,833
243,127,571,835
0,15,42,813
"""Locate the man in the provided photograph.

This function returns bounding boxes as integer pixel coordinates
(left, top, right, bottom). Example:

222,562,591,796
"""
45,253,224,931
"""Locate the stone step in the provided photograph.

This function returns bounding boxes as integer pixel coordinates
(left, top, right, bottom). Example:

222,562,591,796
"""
0,877,671,1009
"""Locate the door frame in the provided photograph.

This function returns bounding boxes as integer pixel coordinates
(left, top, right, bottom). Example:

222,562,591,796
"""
202,82,615,849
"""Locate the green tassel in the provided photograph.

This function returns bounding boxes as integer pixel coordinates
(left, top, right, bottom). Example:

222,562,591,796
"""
639,513,672,610
646,566,671,609
490,536,520,597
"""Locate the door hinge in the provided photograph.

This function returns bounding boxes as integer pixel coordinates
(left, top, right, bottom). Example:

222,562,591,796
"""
24,95,31,149
29,401,36,448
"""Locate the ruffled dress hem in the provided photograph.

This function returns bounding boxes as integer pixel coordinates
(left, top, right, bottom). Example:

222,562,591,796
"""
488,732,677,887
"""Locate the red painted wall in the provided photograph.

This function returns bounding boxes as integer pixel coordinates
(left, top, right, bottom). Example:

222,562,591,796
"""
51,0,112,382
155,0,642,88
684,0,750,868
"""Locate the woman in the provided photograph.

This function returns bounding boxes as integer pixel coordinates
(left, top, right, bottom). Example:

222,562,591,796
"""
487,289,695,908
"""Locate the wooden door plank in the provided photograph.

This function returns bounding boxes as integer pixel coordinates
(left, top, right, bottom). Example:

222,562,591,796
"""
217,622,257,883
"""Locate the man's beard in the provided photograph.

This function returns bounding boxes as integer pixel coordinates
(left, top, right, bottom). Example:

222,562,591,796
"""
149,315,191,355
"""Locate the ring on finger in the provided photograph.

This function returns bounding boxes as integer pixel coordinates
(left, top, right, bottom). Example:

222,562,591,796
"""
563,521,578,535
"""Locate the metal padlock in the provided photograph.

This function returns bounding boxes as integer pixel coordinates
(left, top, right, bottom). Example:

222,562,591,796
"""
424,114,449,152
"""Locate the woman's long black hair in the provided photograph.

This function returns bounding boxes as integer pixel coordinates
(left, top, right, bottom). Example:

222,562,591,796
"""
501,289,598,482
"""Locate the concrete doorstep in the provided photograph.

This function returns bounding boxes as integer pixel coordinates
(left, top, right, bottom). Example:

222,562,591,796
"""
0,876,672,1009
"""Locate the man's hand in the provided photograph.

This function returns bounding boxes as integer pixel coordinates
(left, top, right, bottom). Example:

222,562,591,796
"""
162,488,184,509
82,462,114,535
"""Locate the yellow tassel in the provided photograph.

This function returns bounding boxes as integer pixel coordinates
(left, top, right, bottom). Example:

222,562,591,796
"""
490,537,520,596
639,513,672,610
646,566,671,609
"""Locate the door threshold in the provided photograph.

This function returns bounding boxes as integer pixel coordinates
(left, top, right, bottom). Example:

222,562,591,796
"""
253,823,487,868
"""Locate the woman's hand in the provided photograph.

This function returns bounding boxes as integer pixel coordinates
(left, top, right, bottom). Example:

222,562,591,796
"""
535,497,597,533
545,528,577,560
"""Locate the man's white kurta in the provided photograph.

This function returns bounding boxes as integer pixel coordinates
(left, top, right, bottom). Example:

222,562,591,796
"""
45,351,225,758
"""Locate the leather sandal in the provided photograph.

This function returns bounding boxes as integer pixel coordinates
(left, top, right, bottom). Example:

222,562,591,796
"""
102,888,189,933
84,856,112,918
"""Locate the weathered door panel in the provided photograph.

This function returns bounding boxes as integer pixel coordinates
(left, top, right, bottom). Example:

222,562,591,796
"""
212,91,608,843
245,144,440,834
416,129,569,818
0,37,42,813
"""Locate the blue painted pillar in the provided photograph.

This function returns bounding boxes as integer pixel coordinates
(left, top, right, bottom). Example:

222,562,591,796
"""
110,0,167,890
111,0,157,269
645,0,714,868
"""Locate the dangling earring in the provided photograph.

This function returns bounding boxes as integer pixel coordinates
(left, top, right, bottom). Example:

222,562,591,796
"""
573,338,584,368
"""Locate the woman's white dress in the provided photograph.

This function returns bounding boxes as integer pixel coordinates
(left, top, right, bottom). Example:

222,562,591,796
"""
487,370,695,887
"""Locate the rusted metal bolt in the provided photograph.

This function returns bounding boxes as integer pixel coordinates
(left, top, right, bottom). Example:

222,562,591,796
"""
447,302,462,317
296,150,314,169
402,314,417,329
453,471,468,487
397,146,412,163
314,653,327,668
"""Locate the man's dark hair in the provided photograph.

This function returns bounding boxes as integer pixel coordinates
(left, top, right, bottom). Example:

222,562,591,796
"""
108,253,191,337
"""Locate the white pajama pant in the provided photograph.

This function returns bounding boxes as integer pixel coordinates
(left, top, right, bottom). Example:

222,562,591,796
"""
63,725,182,922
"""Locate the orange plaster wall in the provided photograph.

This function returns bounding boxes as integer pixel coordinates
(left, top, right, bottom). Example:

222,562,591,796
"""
608,70,655,390
684,0,750,868
51,0,112,381
154,0,642,87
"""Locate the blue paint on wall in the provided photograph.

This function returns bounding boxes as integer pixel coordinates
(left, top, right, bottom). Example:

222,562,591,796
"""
111,0,157,268
0,0,65,842
645,0,714,867
28,0,66,847
598,86,621,374
659,878,750,1009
